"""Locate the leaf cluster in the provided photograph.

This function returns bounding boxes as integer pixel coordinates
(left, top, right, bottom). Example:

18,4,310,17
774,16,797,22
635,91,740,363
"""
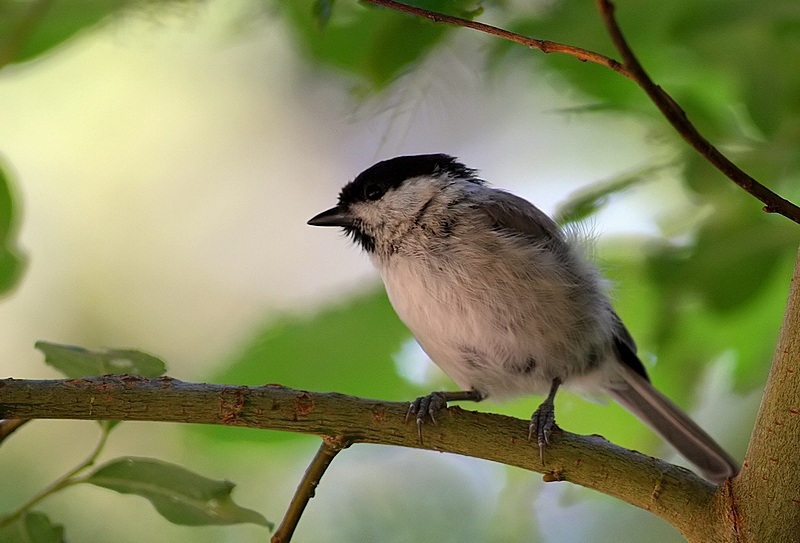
0,343,272,542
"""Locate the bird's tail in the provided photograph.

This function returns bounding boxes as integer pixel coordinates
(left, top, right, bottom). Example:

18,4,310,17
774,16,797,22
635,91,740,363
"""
606,363,739,484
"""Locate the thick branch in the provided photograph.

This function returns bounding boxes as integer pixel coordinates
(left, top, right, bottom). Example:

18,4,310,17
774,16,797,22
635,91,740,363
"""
732,245,800,540
0,376,720,539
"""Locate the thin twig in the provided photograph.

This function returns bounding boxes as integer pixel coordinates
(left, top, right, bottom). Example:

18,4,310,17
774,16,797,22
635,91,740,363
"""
594,0,800,223
271,436,352,543
0,423,111,528
359,0,800,225
360,0,633,80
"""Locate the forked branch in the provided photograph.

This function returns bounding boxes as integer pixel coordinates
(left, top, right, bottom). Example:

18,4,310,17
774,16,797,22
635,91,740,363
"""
360,0,800,224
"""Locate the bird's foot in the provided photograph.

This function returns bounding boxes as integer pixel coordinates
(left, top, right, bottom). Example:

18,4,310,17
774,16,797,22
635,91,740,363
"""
406,392,447,444
528,377,562,465
529,400,557,465
405,389,483,444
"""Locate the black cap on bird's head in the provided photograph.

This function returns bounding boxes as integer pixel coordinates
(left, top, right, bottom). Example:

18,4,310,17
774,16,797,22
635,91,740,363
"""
307,154,483,252
307,154,478,228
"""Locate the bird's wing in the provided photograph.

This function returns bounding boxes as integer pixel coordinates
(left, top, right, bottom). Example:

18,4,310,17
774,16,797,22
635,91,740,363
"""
476,189,563,243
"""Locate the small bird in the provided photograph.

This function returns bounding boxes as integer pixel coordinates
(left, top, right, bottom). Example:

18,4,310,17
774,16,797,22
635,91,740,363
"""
308,154,739,484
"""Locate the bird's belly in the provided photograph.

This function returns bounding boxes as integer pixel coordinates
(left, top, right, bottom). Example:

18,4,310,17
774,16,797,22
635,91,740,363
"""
378,261,599,399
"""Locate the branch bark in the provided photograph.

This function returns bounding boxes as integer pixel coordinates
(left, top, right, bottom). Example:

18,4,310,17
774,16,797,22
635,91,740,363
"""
731,245,800,540
0,376,720,540
362,0,633,79
272,437,351,543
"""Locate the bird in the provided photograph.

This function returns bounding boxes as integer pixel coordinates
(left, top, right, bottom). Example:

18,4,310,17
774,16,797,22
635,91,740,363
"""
307,153,739,484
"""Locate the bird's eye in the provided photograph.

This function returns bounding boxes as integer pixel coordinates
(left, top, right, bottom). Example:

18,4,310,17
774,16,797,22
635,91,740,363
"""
365,185,383,201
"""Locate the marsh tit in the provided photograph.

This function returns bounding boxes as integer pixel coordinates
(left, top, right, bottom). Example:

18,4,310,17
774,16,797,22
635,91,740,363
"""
308,154,739,484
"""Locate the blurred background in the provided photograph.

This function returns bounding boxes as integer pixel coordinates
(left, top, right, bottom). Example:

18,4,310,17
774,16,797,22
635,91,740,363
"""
1,0,799,541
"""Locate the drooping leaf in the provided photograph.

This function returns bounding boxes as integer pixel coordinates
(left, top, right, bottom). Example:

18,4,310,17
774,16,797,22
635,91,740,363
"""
35,341,167,378
0,511,65,543
0,161,26,297
85,457,272,528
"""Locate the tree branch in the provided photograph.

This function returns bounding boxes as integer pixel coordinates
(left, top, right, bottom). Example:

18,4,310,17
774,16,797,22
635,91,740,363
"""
594,0,800,223
732,245,800,540
359,0,800,225
361,0,633,79
272,436,351,543
0,376,722,540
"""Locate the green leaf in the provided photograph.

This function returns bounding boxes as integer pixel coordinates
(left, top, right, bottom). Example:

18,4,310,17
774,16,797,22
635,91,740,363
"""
0,160,26,297
85,457,272,528
646,199,800,314
0,0,128,67
554,162,673,225
35,341,167,378
0,511,65,543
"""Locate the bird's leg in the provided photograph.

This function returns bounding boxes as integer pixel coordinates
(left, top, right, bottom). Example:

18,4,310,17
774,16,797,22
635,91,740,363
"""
406,389,483,444
529,377,562,465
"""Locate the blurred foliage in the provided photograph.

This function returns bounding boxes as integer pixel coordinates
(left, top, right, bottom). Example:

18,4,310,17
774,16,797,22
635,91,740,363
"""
554,161,677,225
278,0,485,91
1,0,800,540
0,160,25,297
0,0,127,68
276,0,800,405
0,511,64,543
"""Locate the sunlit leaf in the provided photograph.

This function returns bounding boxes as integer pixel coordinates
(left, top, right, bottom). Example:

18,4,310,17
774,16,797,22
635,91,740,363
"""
0,511,64,543
0,160,25,297
86,457,272,528
555,162,673,225
35,341,167,378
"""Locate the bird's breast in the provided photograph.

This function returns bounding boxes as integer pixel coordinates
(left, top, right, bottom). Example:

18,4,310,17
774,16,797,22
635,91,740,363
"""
374,251,610,398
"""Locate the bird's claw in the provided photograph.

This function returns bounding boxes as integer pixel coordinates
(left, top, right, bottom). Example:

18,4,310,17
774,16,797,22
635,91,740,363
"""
529,402,556,465
406,392,448,444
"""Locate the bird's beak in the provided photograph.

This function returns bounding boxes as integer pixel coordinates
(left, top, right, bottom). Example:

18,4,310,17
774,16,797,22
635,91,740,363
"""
307,205,354,228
